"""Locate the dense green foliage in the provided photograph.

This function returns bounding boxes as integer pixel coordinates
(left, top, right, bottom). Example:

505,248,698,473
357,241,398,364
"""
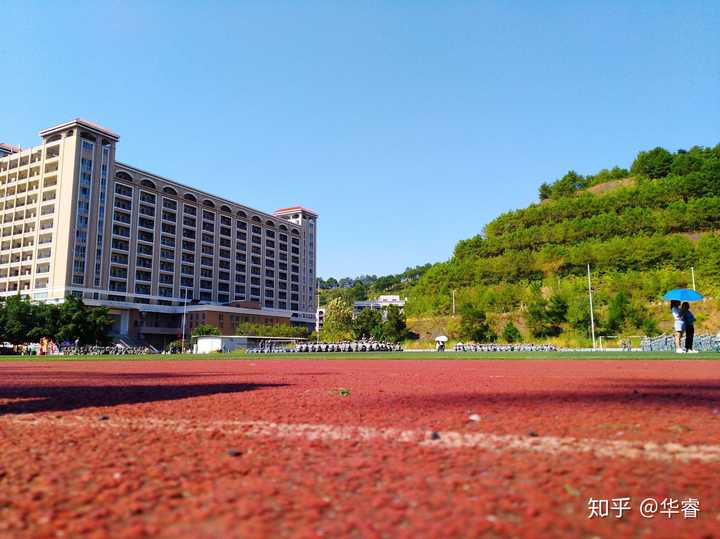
321,299,408,343
382,305,409,343
322,143,720,342
318,265,430,307
458,304,496,342
322,298,354,341
352,309,384,340
235,322,309,338
500,321,522,343
191,324,221,337
0,295,112,345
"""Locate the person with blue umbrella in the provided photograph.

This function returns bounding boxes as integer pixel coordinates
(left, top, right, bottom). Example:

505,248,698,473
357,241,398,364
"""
663,289,704,353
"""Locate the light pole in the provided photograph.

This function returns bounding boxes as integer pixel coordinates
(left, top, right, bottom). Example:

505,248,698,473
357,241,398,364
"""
587,264,596,350
316,279,321,344
181,287,188,353
691,266,696,291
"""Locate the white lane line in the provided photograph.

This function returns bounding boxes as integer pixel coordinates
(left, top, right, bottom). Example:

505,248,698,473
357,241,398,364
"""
4,415,720,463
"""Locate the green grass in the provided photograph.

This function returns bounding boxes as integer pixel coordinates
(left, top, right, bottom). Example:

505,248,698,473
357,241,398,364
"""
0,351,718,362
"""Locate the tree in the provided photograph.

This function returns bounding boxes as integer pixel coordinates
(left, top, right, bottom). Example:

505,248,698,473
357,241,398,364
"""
382,304,408,343
671,148,704,176
56,296,112,345
550,170,587,198
85,305,113,345
631,147,673,179
605,291,631,334
1,295,33,345
0,295,111,346
27,302,61,342
349,280,368,302
525,297,551,338
353,308,383,340
191,324,221,337
567,296,593,336
322,298,353,341
546,294,568,325
525,293,565,339
501,321,522,343
459,304,496,342
538,182,552,200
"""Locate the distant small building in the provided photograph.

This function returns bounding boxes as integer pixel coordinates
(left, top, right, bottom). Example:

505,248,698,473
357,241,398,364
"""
193,335,306,354
353,295,406,319
315,295,405,330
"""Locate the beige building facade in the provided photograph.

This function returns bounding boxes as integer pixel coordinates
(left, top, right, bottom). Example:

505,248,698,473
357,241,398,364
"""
0,119,317,347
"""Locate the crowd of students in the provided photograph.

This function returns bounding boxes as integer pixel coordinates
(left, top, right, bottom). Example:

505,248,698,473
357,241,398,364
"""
292,340,403,353
452,343,558,352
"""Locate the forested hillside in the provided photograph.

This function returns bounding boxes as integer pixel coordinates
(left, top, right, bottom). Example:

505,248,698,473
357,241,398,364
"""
322,144,720,344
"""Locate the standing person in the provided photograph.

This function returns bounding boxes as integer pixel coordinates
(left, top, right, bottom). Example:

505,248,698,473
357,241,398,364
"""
681,302,697,353
671,300,685,354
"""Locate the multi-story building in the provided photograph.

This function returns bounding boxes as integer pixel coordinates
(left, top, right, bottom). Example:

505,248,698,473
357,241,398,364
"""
0,119,318,348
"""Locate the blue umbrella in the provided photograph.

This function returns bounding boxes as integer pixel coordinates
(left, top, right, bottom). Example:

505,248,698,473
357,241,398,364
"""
663,288,704,301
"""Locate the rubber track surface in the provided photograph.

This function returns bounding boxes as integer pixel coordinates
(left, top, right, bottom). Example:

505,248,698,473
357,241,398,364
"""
1,359,719,538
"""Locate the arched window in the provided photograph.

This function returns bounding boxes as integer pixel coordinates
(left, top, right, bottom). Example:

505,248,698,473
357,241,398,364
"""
203,199,215,208
291,229,300,236
265,220,275,227
163,186,177,196
220,204,231,213
251,215,261,223
183,193,197,202
279,224,288,231
236,210,247,218
140,179,156,189
115,171,133,182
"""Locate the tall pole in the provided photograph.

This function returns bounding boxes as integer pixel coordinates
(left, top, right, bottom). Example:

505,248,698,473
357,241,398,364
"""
181,287,188,353
587,264,596,350
316,279,320,344
691,267,696,291
452,289,456,317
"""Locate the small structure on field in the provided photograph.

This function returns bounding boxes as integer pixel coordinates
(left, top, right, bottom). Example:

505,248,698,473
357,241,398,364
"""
193,335,307,354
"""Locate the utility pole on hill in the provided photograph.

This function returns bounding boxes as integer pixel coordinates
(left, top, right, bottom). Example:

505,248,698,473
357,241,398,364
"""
587,264,596,350
691,267,696,291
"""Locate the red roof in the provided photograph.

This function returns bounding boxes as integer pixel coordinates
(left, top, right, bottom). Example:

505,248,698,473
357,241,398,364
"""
273,206,318,217
0,143,20,153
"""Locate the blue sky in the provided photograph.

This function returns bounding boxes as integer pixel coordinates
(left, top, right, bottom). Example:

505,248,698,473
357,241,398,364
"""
2,1,719,278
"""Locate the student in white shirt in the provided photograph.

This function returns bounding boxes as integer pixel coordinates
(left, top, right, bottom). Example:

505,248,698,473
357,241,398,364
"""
670,300,685,353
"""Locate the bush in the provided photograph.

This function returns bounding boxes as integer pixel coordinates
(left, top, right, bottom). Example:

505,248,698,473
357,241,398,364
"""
500,321,522,343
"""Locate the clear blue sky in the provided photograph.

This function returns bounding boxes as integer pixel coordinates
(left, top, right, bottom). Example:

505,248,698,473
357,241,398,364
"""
3,2,719,278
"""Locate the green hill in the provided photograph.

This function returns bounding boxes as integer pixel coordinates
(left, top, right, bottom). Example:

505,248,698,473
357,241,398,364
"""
322,144,720,345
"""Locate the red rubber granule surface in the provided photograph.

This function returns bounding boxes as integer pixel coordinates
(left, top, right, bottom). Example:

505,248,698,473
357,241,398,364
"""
1,359,719,538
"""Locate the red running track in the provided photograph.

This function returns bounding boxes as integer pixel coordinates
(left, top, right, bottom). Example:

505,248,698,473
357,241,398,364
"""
1,359,719,538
